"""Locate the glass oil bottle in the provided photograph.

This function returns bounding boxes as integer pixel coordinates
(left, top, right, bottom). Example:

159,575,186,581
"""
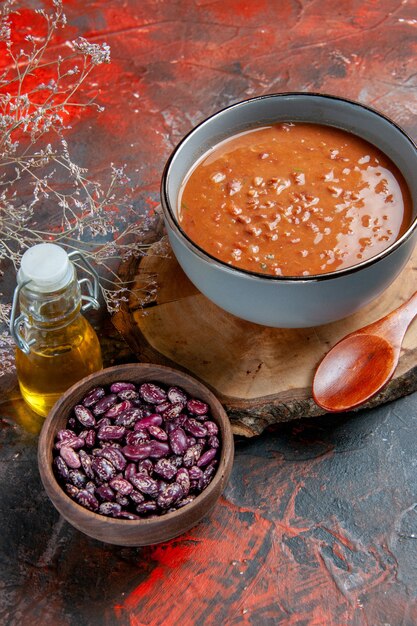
10,243,103,417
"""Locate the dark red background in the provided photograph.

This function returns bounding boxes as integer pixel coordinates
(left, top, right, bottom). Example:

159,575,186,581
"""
1,1,417,624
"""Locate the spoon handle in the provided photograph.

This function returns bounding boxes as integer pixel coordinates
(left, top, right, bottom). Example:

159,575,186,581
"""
365,290,417,348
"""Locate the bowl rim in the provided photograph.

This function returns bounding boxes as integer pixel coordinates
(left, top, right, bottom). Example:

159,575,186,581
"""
160,91,417,283
38,362,234,528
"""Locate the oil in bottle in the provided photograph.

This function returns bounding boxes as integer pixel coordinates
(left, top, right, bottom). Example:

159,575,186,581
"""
11,243,103,417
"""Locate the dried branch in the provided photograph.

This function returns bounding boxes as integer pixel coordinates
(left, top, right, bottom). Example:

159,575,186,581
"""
0,0,162,374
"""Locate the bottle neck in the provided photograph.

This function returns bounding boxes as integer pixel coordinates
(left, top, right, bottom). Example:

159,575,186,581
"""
19,273,83,330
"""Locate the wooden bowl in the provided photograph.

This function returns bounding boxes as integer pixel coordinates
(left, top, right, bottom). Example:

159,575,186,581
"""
38,363,234,546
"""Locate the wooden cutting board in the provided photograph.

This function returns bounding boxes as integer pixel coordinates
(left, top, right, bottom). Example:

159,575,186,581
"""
113,236,417,436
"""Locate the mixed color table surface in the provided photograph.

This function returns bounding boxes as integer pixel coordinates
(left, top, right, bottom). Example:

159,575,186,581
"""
1,1,417,624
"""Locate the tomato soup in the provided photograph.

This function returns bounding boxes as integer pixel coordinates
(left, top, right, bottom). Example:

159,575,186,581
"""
178,123,412,276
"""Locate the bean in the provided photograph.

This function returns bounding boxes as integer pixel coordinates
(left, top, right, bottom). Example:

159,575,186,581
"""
74,405,96,427
167,386,187,405
157,483,183,509
184,418,207,438
135,502,158,515
134,414,163,430
154,458,177,480
208,435,220,449
99,502,121,516
68,469,88,489
56,429,77,442
198,463,217,491
82,386,105,407
116,494,130,507
97,425,126,441
76,490,99,511
109,477,133,495
110,382,136,393
183,443,204,468
139,382,167,404
175,468,190,496
197,448,217,467
162,402,183,421
65,483,79,498
106,441,122,449
174,414,188,427
188,465,203,481
117,511,141,520
130,474,159,498
95,484,115,502
79,450,94,479
93,394,118,415
117,389,141,403
148,425,168,441
170,455,183,468
91,456,117,482
85,429,96,448
187,436,197,447
124,463,137,481
125,430,150,446
60,446,81,469
154,400,171,414
187,399,209,416
98,446,127,471
55,435,84,450
156,479,167,494
115,511,140,520
105,400,132,419
123,443,152,461
130,490,145,505
54,456,69,480
85,481,96,494
137,459,153,475
96,417,111,429
169,427,188,455
205,421,219,436
165,421,177,434
149,441,170,458
115,407,142,428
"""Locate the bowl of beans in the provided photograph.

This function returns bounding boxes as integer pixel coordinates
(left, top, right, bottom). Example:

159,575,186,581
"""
38,363,234,546
161,92,417,327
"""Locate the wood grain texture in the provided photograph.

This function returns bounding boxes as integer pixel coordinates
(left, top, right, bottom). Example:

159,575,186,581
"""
113,237,417,436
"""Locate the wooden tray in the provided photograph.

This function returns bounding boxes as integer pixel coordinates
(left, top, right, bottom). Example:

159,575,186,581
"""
113,236,417,436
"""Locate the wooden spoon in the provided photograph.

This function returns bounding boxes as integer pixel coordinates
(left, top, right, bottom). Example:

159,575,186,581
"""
313,291,417,412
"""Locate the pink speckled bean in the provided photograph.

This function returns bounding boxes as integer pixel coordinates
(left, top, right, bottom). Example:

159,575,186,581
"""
110,382,136,393
139,383,167,404
59,446,81,469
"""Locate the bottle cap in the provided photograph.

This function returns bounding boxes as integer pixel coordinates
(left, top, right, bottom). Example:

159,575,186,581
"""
17,243,74,292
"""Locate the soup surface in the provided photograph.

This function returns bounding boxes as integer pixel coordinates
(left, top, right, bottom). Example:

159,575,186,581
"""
178,123,412,276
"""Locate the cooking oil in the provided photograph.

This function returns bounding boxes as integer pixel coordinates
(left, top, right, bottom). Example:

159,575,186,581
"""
10,243,103,417
15,315,102,416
